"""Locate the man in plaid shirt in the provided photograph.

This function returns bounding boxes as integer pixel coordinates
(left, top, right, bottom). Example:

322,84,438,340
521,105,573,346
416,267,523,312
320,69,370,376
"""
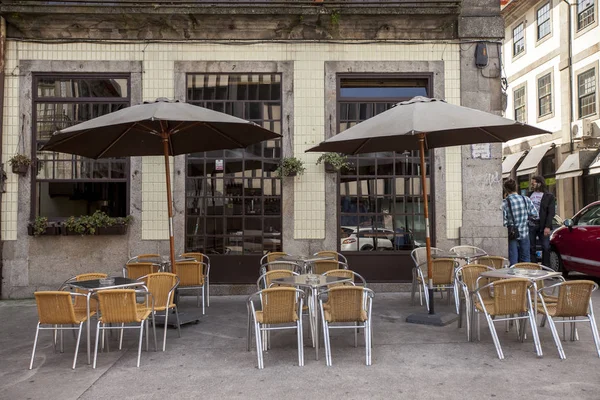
502,179,538,265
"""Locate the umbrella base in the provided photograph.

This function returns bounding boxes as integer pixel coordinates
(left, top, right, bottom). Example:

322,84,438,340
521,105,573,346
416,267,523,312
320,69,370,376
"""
405,312,458,326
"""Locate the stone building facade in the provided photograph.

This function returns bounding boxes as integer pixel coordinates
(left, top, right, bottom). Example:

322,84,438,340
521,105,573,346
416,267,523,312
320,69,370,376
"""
0,0,506,298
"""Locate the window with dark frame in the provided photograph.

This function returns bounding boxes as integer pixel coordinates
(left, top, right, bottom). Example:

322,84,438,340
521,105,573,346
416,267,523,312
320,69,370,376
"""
337,76,431,253
537,2,551,40
514,86,526,122
185,73,282,256
513,22,525,56
583,175,600,205
541,153,557,197
32,75,130,220
538,73,552,117
577,0,595,31
578,68,597,118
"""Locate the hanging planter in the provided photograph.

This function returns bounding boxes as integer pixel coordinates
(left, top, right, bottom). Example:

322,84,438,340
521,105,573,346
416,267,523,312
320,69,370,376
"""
8,154,32,176
27,217,62,236
275,157,306,177
316,152,353,173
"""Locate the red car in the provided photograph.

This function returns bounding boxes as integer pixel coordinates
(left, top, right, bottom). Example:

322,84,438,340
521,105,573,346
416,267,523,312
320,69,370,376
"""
549,200,600,276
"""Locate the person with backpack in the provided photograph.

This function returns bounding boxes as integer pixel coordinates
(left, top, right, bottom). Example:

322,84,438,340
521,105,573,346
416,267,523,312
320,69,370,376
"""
502,179,539,265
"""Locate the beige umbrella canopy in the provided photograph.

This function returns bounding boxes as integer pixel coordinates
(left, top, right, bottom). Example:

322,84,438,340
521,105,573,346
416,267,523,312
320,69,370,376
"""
307,96,548,320
42,98,282,270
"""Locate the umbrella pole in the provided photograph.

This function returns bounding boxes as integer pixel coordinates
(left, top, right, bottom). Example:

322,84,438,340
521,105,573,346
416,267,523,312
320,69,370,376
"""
162,134,177,274
418,133,435,315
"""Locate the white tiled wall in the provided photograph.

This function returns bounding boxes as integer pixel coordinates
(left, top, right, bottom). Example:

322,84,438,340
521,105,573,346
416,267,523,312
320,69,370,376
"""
2,41,462,241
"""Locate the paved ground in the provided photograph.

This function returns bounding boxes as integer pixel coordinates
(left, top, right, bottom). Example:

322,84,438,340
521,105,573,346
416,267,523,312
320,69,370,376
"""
2,288,600,400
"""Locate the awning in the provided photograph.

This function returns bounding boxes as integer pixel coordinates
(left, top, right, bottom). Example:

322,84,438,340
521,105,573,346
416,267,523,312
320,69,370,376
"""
556,150,598,180
502,151,526,178
516,143,554,176
589,152,600,176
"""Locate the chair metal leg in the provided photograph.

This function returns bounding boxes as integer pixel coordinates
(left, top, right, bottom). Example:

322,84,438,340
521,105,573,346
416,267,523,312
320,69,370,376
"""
162,310,169,352
254,322,263,369
588,313,600,358
545,315,566,359
145,319,149,352
29,323,41,370
297,320,304,367
119,323,125,350
246,303,253,352
202,287,205,315
136,321,144,368
93,322,101,369
207,277,210,307
151,314,157,352
354,322,358,348
323,321,332,367
366,320,372,366
422,281,430,311
527,310,543,357
72,322,83,369
485,314,504,359
60,326,64,353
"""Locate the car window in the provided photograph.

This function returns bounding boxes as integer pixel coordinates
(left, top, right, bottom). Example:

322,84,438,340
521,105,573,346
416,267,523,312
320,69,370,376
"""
576,205,600,226
340,227,353,238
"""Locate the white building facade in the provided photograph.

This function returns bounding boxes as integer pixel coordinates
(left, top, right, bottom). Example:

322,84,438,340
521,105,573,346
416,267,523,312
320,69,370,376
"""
502,0,600,218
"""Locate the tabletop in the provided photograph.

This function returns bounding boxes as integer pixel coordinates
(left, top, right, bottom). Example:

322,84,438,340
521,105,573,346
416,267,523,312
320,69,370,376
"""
272,274,351,288
480,268,561,281
68,277,143,291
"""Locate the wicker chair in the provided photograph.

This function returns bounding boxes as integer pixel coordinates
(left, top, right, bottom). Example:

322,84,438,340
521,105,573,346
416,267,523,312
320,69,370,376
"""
123,262,161,280
93,289,156,368
127,253,162,264
313,250,348,265
311,260,348,275
415,257,458,313
410,247,445,306
60,273,108,315
139,273,181,352
512,262,554,271
247,287,305,369
29,291,90,370
174,261,207,314
450,245,487,264
323,269,367,287
455,264,494,341
259,252,289,265
180,252,211,307
260,260,302,276
477,256,510,269
511,262,564,305
318,286,374,366
537,280,600,359
473,278,542,359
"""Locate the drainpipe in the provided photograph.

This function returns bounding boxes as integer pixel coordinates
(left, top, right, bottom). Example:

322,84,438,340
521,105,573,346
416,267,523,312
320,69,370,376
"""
562,0,576,215
0,17,5,297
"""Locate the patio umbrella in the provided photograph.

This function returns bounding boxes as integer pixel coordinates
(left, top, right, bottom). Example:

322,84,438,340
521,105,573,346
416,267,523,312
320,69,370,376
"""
41,98,282,271
307,96,549,324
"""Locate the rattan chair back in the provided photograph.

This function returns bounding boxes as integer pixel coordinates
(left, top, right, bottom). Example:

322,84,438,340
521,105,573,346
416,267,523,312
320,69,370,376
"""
410,247,444,267
458,264,493,292
555,280,596,317
314,251,348,264
491,278,530,316
260,270,296,288
142,273,178,311
430,258,455,285
512,262,541,270
323,269,366,287
477,256,509,269
96,289,142,324
175,261,204,286
266,252,287,263
264,261,301,273
132,253,161,261
180,252,209,272
125,262,159,280
73,273,108,310
35,291,79,325
260,287,300,324
449,245,487,258
324,286,366,323
312,260,346,275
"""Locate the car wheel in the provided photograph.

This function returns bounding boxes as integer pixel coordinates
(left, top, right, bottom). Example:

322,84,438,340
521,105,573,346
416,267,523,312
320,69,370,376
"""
361,244,374,251
549,250,566,274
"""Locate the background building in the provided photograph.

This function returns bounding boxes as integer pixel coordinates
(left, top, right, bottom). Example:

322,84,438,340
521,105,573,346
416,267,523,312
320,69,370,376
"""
501,0,600,218
0,0,505,298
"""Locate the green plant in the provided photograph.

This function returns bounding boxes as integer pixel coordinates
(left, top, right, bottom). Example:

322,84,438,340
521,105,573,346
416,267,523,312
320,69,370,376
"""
64,211,133,235
330,10,341,26
315,152,353,172
8,154,31,168
31,216,48,237
276,157,306,177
